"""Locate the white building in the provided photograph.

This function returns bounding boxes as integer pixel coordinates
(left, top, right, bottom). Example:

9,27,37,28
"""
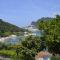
24,25,41,36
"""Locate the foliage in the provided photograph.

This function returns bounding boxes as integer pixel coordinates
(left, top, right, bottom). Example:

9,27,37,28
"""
15,36,41,60
36,15,60,54
0,50,16,57
22,36,41,51
0,19,25,37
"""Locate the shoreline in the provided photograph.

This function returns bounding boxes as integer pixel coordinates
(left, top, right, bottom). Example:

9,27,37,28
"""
0,35,17,42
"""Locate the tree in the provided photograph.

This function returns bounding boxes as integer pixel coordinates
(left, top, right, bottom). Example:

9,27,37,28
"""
17,36,41,60
36,15,60,54
22,36,41,52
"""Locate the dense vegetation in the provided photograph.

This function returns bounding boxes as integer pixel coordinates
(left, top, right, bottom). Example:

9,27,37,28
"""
0,19,25,37
0,15,60,60
0,36,41,60
36,15,60,54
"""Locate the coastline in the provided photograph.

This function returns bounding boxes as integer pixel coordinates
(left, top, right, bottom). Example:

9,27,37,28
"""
0,35,17,42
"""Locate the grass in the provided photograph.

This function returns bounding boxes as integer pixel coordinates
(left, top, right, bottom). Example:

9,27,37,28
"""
51,56,60,60
0,50,16,57
0,50,21,60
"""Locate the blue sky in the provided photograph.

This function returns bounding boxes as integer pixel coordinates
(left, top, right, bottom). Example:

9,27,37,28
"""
0,0,60,27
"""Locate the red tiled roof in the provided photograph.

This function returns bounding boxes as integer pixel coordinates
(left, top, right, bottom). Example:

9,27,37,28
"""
35,51,50,58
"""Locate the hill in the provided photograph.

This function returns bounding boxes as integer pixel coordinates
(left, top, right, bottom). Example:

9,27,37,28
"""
0,19,25,37
36,15,60,54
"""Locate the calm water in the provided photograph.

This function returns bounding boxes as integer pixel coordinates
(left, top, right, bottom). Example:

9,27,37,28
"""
4,30,41,45
4,36,23,45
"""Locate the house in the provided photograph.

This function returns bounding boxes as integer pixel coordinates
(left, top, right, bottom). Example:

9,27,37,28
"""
35,51,51,60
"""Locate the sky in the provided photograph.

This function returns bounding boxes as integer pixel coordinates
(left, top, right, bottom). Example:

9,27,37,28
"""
0,0,60,27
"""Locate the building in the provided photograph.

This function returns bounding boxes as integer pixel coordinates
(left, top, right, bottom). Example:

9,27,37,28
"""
24,25,41,36
35,51,51,60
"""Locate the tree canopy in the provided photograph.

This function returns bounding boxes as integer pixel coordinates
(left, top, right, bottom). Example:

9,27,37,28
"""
36,15,60,54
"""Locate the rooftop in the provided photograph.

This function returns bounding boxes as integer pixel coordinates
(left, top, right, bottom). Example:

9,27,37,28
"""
35,51,50,58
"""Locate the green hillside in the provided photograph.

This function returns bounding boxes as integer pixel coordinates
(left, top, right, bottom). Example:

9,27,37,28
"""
36,15,60,54
0,19,25,37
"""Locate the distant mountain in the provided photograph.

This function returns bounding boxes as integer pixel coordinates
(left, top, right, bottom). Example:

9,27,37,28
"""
32,17,54,26
31,21,36,26
0,19,25,37
37,17,53,22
